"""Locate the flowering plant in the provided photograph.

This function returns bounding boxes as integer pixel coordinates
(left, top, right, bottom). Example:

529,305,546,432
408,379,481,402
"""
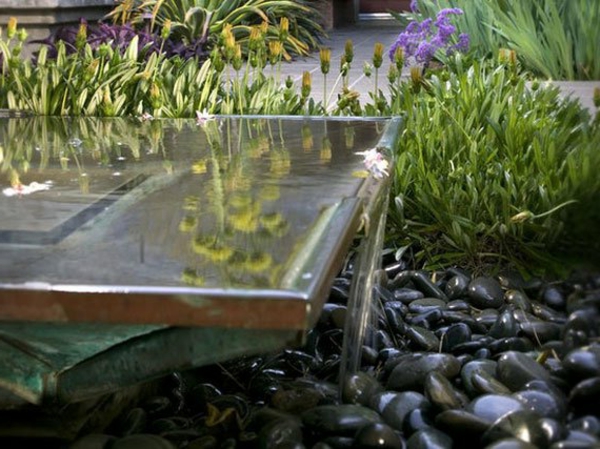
388,6,469,66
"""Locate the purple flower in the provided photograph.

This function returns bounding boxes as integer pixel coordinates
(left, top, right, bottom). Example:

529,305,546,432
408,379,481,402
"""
389,7,468,65
410,0,419,13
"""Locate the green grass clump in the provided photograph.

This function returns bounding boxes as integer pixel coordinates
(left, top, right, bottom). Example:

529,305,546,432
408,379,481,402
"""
400,0,600,80
388,57,600,275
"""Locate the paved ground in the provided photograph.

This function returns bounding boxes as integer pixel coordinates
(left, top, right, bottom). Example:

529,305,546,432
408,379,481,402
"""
280,22,600,115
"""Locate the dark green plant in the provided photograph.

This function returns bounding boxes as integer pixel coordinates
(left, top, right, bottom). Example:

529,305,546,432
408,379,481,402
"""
107,0,325,59
387,55,600,275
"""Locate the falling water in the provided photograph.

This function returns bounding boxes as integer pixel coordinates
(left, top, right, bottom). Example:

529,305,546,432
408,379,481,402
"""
338,117,400,388
339,183,390,381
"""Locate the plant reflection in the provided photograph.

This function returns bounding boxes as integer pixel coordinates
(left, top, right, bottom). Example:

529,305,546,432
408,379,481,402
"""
180,118,294,289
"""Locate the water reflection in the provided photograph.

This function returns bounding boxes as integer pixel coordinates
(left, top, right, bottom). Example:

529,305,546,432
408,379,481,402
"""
0,116,387,291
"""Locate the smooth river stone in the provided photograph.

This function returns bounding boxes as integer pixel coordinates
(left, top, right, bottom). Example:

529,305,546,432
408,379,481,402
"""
408,298,447,314
488,309,520,339
519,321,562,344
569,377,600,415
410,271,449,302
112,435,177,449
435,409,493,438
504,289,532,313
301,404,383,436
387,353,461,391
467,277,505,309
496,351,552,391
424,371,469,411
342,372,383,406
482,410,552,447
513,389,565,420
441,323,472,353
406,428,453,449
562,347,600,381
353,422,405,449
444,274,470,300
379,391,430,432
461,359,498,396
467,395,525,423
394,288,425,304
404,325,440,351
484,438,538,449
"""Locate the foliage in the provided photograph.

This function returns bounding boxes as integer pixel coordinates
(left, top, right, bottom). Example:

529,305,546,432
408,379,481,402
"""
388,7,469,66
107,0,325,59
387,56,600,275
398,0,600,80
0,21,219,117
33,21,209,62
0,19,308,117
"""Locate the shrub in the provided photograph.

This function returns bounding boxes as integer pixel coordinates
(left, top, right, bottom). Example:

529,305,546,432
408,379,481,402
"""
387,56,600,275
107,0,325,59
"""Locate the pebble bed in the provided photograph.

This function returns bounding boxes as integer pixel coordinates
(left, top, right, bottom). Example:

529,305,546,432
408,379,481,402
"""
67,257,600,449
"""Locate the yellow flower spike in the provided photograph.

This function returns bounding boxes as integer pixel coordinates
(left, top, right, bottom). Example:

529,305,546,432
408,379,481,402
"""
207,244,235,262
179,216,197,232
161,19,172,40
320,47,331,75
232,44,243,71
269,41,283,65
244,252,273,273
192,235,213,255
228,210,259,233
260,212,283,227
7,17,17,39
260,21,269,34
301,71,312,99
510,211,534,223
181,268,204,287
301,124,313,151
388,65,399,84
228,192,253,209
259,184,280,201
249,26,262,51
191,159,207,174
410,66,423,91
183,196,200,211
279,17,289,41
75,22,88,50
320,137,332,162
344,39,354,64
373,42,384,69
394,46,404,71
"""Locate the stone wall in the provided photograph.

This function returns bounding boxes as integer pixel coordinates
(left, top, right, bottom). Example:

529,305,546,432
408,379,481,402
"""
0,0,114,55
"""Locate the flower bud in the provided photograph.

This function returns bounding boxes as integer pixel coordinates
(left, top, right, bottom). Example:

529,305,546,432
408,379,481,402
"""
301,71,311,98
17,28,28,43
394,46,404,71
363,61,373,77
594,87,600,108
373,42,384,69
279,17,289,42
6,17,17,39
510,211,534,223
344,39,354,64
75,22,88,51
320,47,331,75
161,19,172,40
